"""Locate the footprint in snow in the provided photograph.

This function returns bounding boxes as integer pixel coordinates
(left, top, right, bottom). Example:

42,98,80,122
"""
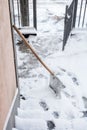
59,67,79,86
71,77,79,85
82,111,87,117
39,101,49,111
38,74,45,78
59,67,66,72
47,120,55,130
20,94,26,100
82,96,87,108
52,111,59,119
67,72,79,85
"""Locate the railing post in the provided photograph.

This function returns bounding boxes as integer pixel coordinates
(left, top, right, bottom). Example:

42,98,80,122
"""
11,0,15,25
82,0,87,27
17,0,21,27
78,0,83,27
33,0,37,29
62,5,68,51
73,0,78,27
20,0,29,26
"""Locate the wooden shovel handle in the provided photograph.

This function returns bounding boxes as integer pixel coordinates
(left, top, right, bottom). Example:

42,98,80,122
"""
13,25,54,76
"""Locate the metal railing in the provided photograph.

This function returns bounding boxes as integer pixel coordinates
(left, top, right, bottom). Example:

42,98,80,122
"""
12,0,37,29
78,0,87,27
62,0,78,50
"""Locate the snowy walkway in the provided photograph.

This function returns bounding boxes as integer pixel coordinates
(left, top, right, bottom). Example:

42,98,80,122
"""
14,0,87,130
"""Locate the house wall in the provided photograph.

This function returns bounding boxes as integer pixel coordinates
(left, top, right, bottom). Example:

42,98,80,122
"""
0,0,17,129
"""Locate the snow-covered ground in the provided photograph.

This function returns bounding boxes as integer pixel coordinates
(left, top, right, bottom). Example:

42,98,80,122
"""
14,0,87,130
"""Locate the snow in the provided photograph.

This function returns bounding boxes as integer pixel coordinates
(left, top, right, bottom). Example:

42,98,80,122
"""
14,0,87,130
15,116,48,130
17,108,56,120
12,128,19,130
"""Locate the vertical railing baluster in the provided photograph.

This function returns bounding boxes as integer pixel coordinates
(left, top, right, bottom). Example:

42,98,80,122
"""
82,0,87,27
78,0,83,27
17,0,21,27
33,0,37,29
12,0,15,25
73,0,78,27
62,5,68,51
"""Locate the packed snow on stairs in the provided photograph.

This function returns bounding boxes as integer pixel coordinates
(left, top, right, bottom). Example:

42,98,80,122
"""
13,29,87,130
12,98,87,130
13,0,87,130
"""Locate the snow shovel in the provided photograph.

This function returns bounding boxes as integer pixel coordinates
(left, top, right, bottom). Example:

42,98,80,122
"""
13,25,64,96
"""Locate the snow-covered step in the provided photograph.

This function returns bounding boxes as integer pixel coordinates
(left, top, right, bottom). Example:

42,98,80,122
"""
15,116,72,130
15,116,48,130
15,113,87,130
72,118,87,130
20,98,42,110
19,27,37,37
17,108,54,120
12,128,20,130
65,28,87,53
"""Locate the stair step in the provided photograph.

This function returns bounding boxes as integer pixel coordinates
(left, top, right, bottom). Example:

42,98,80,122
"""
15,116,48,130
20,98,42,111
12,128,20,130
19,27,37,36
17,108,54,120
15,116,73,130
